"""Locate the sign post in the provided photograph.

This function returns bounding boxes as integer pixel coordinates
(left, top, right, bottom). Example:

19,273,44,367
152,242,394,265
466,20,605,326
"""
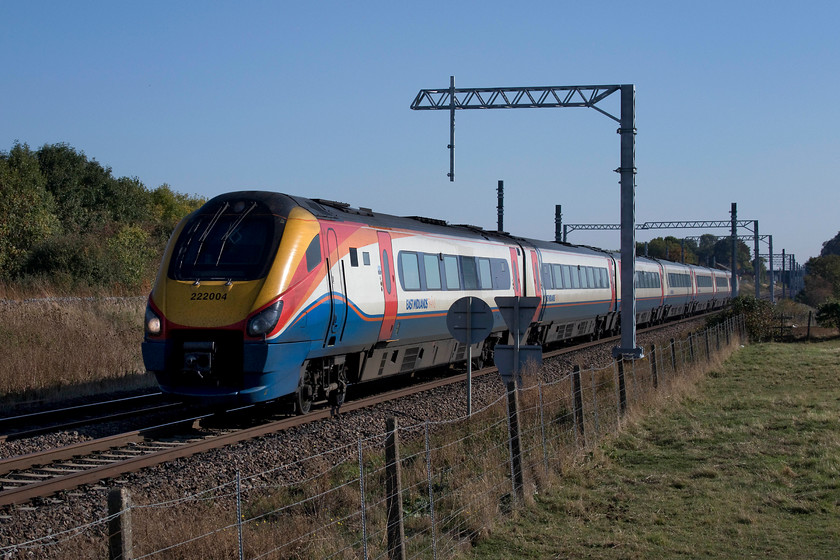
493,296,542,386
446,296,493,417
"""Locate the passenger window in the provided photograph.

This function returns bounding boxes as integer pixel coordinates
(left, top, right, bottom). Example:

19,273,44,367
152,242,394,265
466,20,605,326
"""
541,264,554,290
580,267,589,289
349,247,359,267
553,265,564,289
399,252,421,291
491,259,511,290
443,255,460,290
424,253,441,290
479,258,492,289
461,256,479,290
586,267,595,289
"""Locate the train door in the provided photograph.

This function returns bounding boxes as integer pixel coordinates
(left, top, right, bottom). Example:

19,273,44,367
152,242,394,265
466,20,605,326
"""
607,256,617,311
528,249,545,322
690,269,697,313
325,228,348,346
377,231,398,341
657,262,665,307
509,247,522,297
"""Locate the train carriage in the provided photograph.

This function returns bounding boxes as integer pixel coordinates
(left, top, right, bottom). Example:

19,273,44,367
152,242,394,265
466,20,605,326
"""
661,261,694,319
711,269,733,309
632,257,666,326
691,265,716,313
532,243,617,344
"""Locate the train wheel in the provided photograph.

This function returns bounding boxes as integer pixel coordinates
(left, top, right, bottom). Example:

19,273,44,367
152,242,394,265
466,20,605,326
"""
295,376,314,415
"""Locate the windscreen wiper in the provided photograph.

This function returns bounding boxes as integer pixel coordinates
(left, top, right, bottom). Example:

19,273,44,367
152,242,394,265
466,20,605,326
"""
192,202,230,266
214,202,257,266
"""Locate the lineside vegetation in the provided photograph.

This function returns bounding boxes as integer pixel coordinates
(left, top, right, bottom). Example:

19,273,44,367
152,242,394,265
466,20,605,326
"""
462,340,840,559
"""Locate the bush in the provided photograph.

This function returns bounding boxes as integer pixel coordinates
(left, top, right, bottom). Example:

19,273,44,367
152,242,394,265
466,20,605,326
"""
708,295,775,342
816,300,840,332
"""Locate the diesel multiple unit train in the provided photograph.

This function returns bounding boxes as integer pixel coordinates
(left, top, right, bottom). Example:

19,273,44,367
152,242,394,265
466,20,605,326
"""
142,191,732,413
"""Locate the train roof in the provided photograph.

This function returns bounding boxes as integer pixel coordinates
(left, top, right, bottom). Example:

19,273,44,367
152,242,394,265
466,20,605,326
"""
212,191,607,255
206,192,732,278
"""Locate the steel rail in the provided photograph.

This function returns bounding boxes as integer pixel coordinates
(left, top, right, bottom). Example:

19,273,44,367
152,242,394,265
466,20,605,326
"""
0,402,183,443
0,392,167,433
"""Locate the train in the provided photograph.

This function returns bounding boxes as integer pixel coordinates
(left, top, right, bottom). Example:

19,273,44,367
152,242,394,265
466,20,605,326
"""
141,191,732,413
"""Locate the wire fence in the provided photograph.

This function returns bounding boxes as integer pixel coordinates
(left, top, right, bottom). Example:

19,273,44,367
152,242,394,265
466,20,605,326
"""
1,316,746,560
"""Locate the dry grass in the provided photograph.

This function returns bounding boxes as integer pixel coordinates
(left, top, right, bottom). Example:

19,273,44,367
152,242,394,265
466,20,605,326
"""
0,297,154,406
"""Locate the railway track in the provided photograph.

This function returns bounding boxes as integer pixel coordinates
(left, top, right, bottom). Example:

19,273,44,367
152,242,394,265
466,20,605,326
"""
0,316,709,508
0,392,182,443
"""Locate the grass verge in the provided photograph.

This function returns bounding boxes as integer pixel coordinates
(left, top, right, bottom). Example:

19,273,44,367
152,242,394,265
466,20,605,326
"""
462,340,840,559
0,297,154,408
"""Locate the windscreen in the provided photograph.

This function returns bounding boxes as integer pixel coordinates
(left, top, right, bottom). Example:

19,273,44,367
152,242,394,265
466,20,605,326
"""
169,199,285,282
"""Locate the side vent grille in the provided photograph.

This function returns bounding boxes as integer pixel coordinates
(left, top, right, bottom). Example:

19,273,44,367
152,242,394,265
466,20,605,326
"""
400,347,421,373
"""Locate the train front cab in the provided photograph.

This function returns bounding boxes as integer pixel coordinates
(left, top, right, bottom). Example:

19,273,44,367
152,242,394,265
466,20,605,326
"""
142,192,327,406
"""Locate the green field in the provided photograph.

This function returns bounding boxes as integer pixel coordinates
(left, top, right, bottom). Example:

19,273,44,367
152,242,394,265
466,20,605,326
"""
463,340,840,559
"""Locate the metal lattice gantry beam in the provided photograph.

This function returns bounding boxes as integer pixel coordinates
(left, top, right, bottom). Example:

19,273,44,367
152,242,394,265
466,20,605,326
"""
563,220,756,235
559,209,763,299
411,84,623,117
411,77,643,359
410,81,625,182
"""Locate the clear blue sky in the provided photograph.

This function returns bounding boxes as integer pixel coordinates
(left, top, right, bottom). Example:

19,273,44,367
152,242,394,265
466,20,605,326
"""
3,1,838,263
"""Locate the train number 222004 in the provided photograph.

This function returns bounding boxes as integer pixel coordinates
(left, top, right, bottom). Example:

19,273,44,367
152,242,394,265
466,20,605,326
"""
190,292,228,301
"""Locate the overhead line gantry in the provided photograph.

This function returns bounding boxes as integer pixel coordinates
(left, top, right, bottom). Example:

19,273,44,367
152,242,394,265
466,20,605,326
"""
412,78,643,359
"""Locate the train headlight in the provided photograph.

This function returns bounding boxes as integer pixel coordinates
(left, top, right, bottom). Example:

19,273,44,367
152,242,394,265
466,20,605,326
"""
145,303,162,336
247,301,283,337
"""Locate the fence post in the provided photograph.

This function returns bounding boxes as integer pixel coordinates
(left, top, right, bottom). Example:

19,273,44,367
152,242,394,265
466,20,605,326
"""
617,359,627,414
726,319,731,346
108,488,133,560
806,311,811,341
716,324,721,351
385,417,406,560
538,379,549,474
572,365,585,445
504,379,525,504
705,329,711,362
358,439,368,560
236,470,244,560
688,334,695,363
590,368,599,438
424,422,438,559
670,338,677,374
650,344,658,389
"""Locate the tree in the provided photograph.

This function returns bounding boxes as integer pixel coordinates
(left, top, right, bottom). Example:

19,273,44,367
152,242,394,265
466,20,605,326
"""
0,143,60,276
798,254,840,307
694,234,719,267
107,225,157,288
820,231,840,257
711,238,752,275
636,236,698,264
